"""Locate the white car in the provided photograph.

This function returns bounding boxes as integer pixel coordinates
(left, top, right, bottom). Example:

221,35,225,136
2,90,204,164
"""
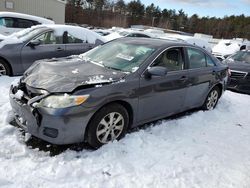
0,12,54,39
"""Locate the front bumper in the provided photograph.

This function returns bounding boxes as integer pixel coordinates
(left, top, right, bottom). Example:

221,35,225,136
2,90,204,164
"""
9,85,95,145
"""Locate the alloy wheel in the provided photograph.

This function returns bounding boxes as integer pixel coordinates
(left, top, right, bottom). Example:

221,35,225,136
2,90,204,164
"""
206,90,219,110
96,112,124,143
0,63,6,75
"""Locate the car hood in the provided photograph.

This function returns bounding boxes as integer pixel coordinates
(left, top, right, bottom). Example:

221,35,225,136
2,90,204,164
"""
23,56,127,93
226,60,250,72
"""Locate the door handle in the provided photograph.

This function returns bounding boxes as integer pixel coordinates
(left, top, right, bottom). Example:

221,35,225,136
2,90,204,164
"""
56,47,64,51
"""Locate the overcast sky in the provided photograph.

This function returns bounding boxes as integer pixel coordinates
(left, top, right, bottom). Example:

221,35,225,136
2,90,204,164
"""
133,0,250,18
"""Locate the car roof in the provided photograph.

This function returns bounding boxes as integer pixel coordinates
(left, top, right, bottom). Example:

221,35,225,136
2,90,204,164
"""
114,37,190,49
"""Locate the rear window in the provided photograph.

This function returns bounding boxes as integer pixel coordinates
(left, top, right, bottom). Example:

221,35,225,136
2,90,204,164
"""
16,18,35,28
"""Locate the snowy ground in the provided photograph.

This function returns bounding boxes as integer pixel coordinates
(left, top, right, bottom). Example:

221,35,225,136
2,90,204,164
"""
0,76,250,188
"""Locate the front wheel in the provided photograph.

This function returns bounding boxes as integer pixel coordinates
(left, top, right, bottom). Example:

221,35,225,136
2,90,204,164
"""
87,103,129,148
202,86,220,110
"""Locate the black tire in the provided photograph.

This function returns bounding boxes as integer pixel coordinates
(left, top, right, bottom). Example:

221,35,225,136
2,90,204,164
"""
0,59,11,76
202,86,220,110
87,103,129,148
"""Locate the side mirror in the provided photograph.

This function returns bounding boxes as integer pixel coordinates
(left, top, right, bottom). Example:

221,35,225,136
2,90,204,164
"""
29,40,41,48
145,66,167,79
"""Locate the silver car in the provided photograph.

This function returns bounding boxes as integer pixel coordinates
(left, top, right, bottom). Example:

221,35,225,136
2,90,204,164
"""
0,24,105,75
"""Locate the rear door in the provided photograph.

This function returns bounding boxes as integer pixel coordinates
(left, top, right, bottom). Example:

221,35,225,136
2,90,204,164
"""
138,47,189,123
21,30,66,71
183,47,218,109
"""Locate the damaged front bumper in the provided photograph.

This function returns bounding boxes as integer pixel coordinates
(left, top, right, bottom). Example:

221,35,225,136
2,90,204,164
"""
9,84,95,145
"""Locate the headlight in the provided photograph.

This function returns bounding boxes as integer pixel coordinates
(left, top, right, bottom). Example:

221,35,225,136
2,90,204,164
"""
37,94,89,108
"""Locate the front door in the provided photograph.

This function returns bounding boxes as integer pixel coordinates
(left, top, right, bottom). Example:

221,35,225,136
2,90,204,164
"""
138,47,189,123
21,30,66,71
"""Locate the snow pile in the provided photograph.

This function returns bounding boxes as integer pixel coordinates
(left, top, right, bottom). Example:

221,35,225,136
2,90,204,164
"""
85,75,113,84
44,24,107,44
212,40,241,56
10,89,24,100
0,24,106,49
0,33,7,41
159,34,212,52
0,76,250,187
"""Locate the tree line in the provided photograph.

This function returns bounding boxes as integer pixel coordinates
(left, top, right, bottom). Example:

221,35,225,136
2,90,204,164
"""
67,0,250,39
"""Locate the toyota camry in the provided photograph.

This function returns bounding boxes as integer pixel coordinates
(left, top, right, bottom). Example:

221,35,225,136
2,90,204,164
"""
10,38,229,148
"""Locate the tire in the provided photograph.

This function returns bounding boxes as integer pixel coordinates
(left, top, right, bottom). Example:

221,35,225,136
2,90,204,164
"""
87,103,129,148
202,86,220,110
0,60,11,76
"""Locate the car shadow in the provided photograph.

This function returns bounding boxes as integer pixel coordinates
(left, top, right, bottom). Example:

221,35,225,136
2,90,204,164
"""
10,108,200,156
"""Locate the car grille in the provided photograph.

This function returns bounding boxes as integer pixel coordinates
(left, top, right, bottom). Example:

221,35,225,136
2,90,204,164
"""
230,71,248,79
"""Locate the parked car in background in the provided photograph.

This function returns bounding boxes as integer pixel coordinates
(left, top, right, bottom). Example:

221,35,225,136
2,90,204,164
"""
10,38,228,148
212,39,250,61
224,50,250,94
94,29,112,36
104,29,152,41
0,12,54,40
0,24,106,76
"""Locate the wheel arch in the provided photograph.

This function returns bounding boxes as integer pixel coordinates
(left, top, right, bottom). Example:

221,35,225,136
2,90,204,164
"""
0,56,13,75
213,83,223,98
83,100,134,141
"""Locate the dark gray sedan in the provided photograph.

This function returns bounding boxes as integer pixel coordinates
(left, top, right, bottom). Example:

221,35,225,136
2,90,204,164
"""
10,38,229,148
0,24,105,76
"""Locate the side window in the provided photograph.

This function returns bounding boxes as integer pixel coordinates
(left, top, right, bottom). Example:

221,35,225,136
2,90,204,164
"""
3,17,14,28
0,18,4,26
16,18,34,28
32,21,40,26
127,33,135,37
187,48,206,69
31,31,57,44
136,34,150,38
153,48,184,71
206,55,216,67
62,31,84,44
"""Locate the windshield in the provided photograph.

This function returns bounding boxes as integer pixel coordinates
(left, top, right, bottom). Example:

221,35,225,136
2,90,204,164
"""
229,51,250,64
80,41,156,72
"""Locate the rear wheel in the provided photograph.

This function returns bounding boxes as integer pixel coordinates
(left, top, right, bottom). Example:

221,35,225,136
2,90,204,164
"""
87,103,129,148
0,60,11,76
202,86,220,110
